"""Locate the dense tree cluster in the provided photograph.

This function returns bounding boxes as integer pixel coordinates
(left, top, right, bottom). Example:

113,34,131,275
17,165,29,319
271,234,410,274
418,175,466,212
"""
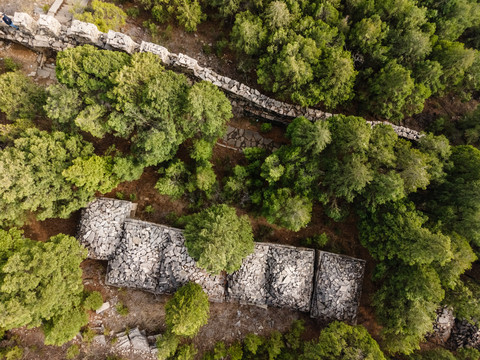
202,320,386,360
224,115,446,230
222,115,480,354
202,0,480,121
54,45,231,168
0,228,96,345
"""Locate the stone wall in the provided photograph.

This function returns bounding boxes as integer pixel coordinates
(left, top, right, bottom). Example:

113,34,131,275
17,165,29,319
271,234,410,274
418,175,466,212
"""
0,12,422,141
226,243,315,312
76,197,136,260
310,251,366,323
78,198,366,322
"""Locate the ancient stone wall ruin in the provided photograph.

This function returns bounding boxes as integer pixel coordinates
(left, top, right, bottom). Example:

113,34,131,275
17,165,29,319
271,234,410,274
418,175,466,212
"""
0,12,422,141
77,198,366,323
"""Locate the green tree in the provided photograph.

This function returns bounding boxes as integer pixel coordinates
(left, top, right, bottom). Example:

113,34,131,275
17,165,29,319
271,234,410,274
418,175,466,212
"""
165,282,209,337
74,0,127,32
44,84,81,126
184,204,254,274
373,262,444,354
0,71,45,121
286,117,332,155
301,321,385,360
262,188,312,231
156,330,180,360
174,344,198,360
156,160,191,199
175,0,205,32
183,81,232,141
359,200,452,265
424,145,480,247
367,60,426,121
0,228,89,345
0,129,94,227
432,40,476,92
231,11,268,55
62,155,119,194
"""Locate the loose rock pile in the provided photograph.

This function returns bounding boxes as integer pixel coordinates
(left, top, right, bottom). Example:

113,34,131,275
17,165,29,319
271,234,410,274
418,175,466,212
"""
104,217,226,301
156,228,226,302
76,198,136,260
222,126,279,151
0,12,422,141
227,243,315,312
78,198,366,321
429,307,455,345
106,219,166,292
449,320,480,349
310,251,366,323
115,327,156,355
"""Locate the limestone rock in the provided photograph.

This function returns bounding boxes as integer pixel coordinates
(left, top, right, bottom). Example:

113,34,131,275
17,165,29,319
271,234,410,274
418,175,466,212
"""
13,12,37,34
106,30,137,54
68,20,101,43
37,15,61,37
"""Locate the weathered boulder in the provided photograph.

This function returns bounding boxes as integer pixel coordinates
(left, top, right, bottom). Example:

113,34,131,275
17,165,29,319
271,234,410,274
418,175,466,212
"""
13,12,37,34
37,15,61,37
106,30,137,54
68,20,102,43
139,41,171,64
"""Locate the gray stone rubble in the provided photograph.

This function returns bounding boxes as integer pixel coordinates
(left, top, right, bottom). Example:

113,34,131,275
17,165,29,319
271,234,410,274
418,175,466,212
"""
114,327,156,356
227,243,314,312
105,218,226,301
429,307,455,345
78,198,365,321
0,12,422,141
76,197,136,260
222,125,279,151
310,251,366,323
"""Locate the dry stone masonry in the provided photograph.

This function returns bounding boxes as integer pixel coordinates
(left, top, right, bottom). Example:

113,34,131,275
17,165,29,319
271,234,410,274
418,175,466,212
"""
0,12,423,141
222,126,280,151
310,251,366,323
76,198,136,260
77,198,365,323
227,243,314,312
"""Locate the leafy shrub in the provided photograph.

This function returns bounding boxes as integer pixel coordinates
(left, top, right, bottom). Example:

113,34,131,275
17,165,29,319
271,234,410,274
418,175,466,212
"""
126,7,140,18
0,71,45,120
0,346,23,360
303,233,329,249
82,327,96,344
83,291,103,311
165,282,209,337
75,0,127,32
3,57,20,72
174,344,198,360
244,333,263,355
116,302,129,316
260,123,273,133
156,331,180,360
66,344,80,359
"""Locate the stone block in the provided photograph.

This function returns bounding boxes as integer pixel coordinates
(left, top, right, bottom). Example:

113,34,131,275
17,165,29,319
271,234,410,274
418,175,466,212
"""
106,30,137,54
37,15,61,37
139,41,171,64
13,12,37,34
68,20,101,43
